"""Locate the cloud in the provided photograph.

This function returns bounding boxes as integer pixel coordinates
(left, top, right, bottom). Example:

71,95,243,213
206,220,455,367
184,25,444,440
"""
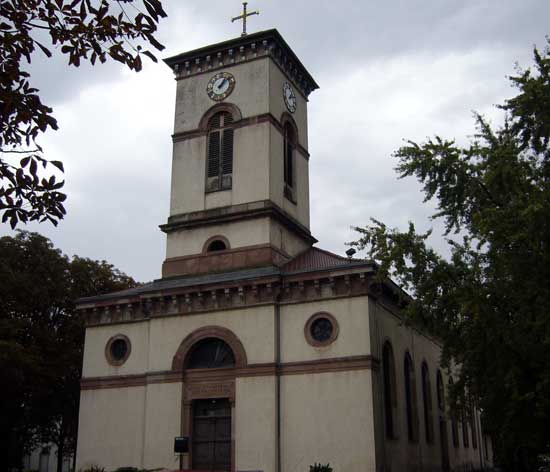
2,0,549,281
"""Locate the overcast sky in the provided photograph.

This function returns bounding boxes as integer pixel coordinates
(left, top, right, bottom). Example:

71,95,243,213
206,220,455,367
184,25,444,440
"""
2,1,549,282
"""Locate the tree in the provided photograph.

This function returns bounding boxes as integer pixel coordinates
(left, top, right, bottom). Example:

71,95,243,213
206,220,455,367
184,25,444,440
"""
350,38,550,471
1,0,167,228
0,231,136,472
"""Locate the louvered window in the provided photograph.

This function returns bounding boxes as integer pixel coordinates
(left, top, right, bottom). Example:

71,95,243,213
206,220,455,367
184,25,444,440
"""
283,123,296,202
206,112,234,192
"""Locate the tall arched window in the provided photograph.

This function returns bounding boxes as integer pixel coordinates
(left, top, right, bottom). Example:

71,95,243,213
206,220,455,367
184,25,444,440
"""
436,370,445,412
206,111,234,192
382,341,397,438
186,338,236,369
462,409,470,448
449,377,459,448
283,122,296,201
404,352,419,442
470,401,478,450
421,362,434,443
437,370,451,471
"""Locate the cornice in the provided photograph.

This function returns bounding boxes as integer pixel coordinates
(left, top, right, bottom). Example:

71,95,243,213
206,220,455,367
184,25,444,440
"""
163,29,319,99
80,355,379,390
159,200,316,246
77,266,378,328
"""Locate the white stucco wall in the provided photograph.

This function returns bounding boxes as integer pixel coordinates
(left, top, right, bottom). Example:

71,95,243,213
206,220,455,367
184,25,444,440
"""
173,59,270,134
280,296,370,363
281,370,376,472
82,321,150,378
165,217,271,258
235,376,277,472
77,387,146,471
141,382,183,470
268,60,309,149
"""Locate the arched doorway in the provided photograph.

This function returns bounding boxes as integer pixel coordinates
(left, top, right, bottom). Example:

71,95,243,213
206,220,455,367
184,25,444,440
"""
172,327,247,472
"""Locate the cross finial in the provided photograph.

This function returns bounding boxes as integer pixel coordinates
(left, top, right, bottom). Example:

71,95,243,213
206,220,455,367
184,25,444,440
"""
231,2,259,37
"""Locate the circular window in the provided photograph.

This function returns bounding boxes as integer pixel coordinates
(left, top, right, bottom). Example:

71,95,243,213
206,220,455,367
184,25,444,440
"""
105,335,131,366
305,312,339,347
207,240,227,252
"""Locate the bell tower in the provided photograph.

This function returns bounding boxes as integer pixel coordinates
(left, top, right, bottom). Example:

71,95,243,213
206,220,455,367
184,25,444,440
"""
161,29,319,277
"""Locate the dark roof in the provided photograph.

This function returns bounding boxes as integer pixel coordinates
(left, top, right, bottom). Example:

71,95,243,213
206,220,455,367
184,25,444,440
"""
77,247,373,305
77,266,280,304
282,247,367,273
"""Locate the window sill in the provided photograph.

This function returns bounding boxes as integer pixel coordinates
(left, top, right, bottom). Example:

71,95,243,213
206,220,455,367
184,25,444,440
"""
205,186,232,194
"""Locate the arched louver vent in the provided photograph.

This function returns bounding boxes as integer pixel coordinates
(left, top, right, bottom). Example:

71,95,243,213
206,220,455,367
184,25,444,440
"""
222,128,234,175
207,130,221,178
207,112,234,191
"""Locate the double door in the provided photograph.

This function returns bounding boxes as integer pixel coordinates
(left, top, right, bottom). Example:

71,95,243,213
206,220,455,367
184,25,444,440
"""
192,399,231,472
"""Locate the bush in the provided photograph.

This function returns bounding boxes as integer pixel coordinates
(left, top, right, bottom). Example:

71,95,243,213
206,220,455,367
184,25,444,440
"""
310,463,333,472
80,466,106,472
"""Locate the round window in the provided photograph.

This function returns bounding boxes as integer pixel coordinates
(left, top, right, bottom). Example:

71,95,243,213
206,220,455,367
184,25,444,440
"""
105,335,131,366
305,312,339,347
111,339,128,361
310,317,333,342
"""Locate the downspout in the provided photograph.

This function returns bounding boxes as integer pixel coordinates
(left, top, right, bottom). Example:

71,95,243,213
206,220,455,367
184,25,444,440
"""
275,296,282,472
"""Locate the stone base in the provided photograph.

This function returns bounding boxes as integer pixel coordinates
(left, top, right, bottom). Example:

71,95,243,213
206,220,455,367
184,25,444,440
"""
162,244,290,278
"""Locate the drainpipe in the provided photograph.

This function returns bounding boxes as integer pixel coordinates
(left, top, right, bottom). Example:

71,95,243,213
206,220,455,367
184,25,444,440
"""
275,296,282,472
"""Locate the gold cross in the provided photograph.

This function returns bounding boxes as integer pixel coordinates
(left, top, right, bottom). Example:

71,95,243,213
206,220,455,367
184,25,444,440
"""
231,2,259,37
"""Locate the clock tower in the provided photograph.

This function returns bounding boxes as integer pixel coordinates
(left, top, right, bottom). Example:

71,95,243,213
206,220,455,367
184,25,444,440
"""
160,29,319,277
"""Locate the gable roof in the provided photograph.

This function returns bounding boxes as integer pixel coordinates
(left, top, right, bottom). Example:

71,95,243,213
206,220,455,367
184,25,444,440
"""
282,247,370,274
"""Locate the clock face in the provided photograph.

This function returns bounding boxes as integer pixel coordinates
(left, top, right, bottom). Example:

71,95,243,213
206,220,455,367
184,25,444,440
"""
207,72,236,101
283,82,297,113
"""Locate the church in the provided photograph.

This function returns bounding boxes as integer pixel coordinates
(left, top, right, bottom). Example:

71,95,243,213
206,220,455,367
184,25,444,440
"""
75,25,494,472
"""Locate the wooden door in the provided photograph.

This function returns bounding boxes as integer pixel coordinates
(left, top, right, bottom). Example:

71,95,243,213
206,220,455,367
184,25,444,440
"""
192,399,231,471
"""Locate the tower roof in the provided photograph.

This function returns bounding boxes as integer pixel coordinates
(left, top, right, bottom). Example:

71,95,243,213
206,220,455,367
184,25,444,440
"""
163,29,319,98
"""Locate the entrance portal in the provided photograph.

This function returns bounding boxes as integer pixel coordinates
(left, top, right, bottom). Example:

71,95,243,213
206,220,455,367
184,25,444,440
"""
192,399,231,471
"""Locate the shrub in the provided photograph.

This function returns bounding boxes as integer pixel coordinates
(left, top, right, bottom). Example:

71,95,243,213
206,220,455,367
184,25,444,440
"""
310,463,333,472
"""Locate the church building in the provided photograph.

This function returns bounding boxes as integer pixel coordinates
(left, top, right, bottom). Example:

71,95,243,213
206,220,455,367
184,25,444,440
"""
75,27,493,472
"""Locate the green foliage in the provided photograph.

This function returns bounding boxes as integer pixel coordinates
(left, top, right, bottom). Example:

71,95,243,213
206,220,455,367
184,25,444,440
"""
309,463,333,472
351,38,550,470
0,0,167,228
0,231,136,472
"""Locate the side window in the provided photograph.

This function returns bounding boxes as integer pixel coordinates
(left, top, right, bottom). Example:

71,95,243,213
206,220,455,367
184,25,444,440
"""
206,111,234,192
404,352,419,442
382,341,398,438
283,122,296,202
449,377,460,448
421,362,434,443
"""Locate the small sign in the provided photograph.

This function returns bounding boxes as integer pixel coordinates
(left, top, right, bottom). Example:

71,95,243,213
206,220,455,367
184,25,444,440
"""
174,436,189,454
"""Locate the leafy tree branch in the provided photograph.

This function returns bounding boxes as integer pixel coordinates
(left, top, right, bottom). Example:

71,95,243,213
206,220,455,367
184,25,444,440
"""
0,0,167,228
